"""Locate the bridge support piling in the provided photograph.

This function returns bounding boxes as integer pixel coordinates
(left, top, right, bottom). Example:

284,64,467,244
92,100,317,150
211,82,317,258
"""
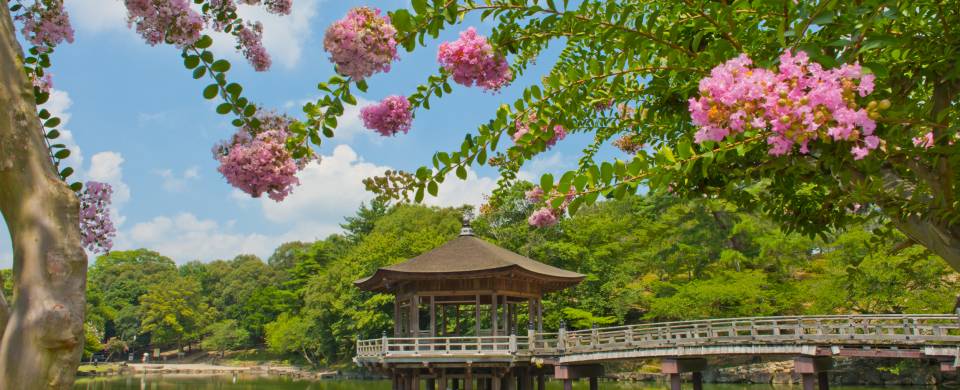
536,374,545,390
668,374,681,390
692,372,703,390
562,379,573,390
795,357,833,390
589,376,598,390
662,358,706,390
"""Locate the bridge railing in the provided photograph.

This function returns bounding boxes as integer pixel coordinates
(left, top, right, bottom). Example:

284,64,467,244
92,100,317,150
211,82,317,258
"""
356,314,960,359
548,314,960,354
356,335,530,358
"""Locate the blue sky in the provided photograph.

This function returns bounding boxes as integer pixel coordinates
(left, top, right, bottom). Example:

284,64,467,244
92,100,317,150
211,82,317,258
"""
0,0,616,267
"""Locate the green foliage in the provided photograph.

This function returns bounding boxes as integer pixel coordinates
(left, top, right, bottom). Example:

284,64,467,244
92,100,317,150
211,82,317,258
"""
201,320,249,356
82,323,103,360
74,183,959,365
350,0,960,272
139,274,207,349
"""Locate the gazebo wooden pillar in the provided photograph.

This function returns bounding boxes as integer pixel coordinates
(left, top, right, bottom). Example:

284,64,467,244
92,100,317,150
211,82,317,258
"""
355,221,585,390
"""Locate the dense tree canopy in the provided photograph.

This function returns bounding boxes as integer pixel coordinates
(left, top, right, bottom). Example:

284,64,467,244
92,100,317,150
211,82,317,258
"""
48,183,955,367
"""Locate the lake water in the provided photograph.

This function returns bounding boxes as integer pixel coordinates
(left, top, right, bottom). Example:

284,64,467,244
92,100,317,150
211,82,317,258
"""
72,375,921,390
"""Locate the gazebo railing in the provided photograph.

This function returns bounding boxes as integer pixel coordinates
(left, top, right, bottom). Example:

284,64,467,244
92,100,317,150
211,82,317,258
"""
356,335,532,358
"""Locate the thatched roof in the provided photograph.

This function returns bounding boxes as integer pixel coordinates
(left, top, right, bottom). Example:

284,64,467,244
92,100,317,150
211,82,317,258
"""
354,230,584,293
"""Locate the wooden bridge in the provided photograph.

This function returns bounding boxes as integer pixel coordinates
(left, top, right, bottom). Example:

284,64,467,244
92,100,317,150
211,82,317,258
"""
356,314,960,390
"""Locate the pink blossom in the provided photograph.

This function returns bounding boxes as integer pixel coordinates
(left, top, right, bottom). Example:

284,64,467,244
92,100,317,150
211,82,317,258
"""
32,73,53,93
323,7,398,80
360,95,413,136
527,207,558,228
79,181,116,253
437,27,513,92
913,132,934,148
124,0,203,47
689,51,881,159
237,22,271,71
524,186,544,203
15,0,74,52
214,113,313,201
513,114,566,148
265,0,292,15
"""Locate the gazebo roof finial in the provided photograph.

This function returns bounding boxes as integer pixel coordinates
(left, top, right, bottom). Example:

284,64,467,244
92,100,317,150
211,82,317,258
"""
460,210,475,236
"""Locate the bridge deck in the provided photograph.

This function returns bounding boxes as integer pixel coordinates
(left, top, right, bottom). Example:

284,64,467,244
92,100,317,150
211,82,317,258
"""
355,314,960,365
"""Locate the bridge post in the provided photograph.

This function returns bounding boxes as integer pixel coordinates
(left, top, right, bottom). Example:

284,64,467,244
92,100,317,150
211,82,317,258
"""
661,358,706,390
536,373,545,390
795,356,832,390
558,321,567,352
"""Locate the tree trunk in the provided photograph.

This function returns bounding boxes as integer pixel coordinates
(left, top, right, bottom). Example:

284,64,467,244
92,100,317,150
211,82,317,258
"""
889,215,960,272
0,4,87,389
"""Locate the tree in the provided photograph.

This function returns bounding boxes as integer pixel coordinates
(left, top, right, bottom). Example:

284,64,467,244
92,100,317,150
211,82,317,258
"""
264,313,322,367
139,275,206,351
352,2,960,275
201,320,248,358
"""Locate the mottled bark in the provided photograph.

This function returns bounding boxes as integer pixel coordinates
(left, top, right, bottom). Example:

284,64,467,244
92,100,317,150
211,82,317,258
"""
0,3,87,389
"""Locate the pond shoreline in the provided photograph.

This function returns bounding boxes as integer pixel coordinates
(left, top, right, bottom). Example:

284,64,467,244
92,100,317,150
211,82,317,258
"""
77,360,958,387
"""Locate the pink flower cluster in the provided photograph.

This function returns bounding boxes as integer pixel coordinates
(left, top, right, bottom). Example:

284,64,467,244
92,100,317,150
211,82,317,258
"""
524,186,544,203
237,22,271,71
323,7,398,80
689,51,881,160
264,0,292,15
32,73,53,93
15,0,74,52
79,181,116,254
513,114,567,148
360,95,413,136
913,132,934,149
437,27,513,92
528,208,558,228
524,186,575,228
124,0,204,47
213,113,313,201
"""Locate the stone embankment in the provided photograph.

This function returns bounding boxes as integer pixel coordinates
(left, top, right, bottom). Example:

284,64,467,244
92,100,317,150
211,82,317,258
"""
610,359,955,385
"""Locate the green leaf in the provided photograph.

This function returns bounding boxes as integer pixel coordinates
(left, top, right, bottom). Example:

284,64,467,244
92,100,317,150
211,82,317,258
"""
70,182,83,192
411,0,427,14
59,166,74,179
415,186,425,203
193,67,206,79
195,35,213,49
43,117,60,128
540,173,554,193
216,103,233,115
391,10,413,31
225,83,242,97
342,93,357,105
203,84,219,99
45,129,60,139
38,109,50,119
211,59,231,73
427,181,438,196
54,149,70,159
184,55,200,69
456,165,467,180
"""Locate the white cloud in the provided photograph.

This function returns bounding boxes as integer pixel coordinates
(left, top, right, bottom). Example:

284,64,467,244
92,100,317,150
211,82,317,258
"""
260,144,386,223
423,168,497,209
118,212,337,263
210,0,321,69
517,152,568,182
157,166,201,192
261,144,496,224
66,0,129,34
116,144,499,264
87,151,131,225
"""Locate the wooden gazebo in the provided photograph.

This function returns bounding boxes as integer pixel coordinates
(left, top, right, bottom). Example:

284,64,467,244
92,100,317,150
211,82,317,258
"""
354,221,585,390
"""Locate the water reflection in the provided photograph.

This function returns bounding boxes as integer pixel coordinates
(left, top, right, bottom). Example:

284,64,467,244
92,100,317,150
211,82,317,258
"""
74,375,921,390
